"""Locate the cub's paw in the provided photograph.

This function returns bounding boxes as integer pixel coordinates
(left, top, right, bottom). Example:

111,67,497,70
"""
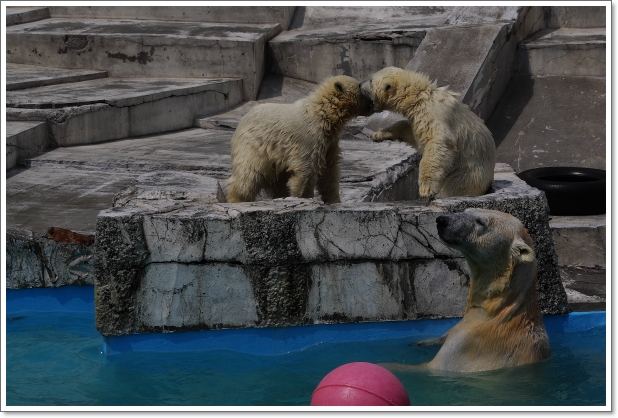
371,130,393,143
418,181,438,201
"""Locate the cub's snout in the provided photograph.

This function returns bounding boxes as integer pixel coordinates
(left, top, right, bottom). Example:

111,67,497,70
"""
358,83,374,116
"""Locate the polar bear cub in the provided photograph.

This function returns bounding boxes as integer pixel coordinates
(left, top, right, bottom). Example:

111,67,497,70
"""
226,75,372,204
386,208,551,373
360,67,496,200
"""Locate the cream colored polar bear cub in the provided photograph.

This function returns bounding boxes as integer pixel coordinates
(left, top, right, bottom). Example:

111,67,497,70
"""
226,75,372,204
385,208,551,373
360,67,496,200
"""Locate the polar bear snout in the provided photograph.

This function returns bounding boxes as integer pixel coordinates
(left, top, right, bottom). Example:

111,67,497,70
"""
436,213,470,246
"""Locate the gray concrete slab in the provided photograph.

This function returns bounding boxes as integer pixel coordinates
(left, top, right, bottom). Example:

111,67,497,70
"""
545,6,607,28
7,77,240,108
196,73,318,130
47,6,297,30
559,266,606,311
6,121,48,171
7,78,243,146
288,6,452,31
486,74,606,172
6,18,281,100
518,28,606,76
6,63,108,91
550,214,606,269
7,6,49,26
268,25,426,84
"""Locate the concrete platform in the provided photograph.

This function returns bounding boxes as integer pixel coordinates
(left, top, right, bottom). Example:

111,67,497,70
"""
6,18,281,100
47,6,296,29
6,121,48,171
7,77,243,146
93,163,567,336
6,63,108,91
518,28,606,76
6,6,49,26
487,74,606,173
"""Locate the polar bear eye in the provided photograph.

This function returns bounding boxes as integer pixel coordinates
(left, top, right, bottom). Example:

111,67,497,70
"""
475,218,487,228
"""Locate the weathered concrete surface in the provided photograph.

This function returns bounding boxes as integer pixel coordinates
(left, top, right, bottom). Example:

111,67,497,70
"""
196,73,318,131
486,74,606,173
6,121,48,171
288,6,452,31
268,26,426,84
518,28,606,76
47,6,297,30
6,6,49,26
550,215,606,269
93,163,568,336
6,63,108,91
6,19,281,100
544,6,607,28
6,227,95,289
7,78,243,146
559,266,606,312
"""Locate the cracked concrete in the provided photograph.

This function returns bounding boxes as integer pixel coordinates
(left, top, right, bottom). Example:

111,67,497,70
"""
93,163,568,336
7,78,243,146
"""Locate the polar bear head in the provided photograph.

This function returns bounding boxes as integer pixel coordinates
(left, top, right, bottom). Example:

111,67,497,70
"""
310,75,374,119
436,208,537,301
360,67,433,114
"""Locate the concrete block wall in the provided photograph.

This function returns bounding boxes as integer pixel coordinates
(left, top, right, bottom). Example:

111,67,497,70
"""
94,164,568,336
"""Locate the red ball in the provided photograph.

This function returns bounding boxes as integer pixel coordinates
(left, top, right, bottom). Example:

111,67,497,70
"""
311,362,411,406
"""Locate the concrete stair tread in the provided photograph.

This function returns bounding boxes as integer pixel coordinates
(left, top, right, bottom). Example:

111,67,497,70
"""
7,6,49,26
7,120,46,137
272,23,429,41
522,27,606,49
7,63,109,91
20,127,417,184
7,77,242,108
7,18,281,41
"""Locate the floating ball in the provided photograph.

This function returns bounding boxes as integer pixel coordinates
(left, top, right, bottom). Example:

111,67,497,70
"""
311,362,411,406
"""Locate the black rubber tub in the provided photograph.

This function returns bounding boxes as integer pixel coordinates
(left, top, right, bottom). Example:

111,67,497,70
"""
517,167,606,216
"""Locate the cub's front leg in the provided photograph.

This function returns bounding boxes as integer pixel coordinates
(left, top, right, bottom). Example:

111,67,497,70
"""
371,119,417,147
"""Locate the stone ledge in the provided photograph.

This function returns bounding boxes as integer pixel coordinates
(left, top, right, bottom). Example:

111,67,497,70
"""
94,164,568,336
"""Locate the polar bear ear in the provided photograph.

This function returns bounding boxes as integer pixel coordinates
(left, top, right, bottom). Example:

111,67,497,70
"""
335,82,344,93
383,82,392,92
511,237,535,263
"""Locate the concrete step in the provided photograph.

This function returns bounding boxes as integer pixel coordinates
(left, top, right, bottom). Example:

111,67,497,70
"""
7,6,50,26
7,63,108,91
550,214,606,270
18,127,419,202
46,6,296,29
6,77,243,146
517,28,606,76
6,18,281,100
487,74,606,173
545,6,607,28
268,25,426,85
6,121,48,171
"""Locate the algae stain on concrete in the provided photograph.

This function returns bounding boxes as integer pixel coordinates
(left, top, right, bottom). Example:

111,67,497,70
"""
106,46,155,64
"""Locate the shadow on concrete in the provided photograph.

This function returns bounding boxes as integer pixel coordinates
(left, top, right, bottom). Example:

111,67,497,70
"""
287,6,306,30
486,74,535,149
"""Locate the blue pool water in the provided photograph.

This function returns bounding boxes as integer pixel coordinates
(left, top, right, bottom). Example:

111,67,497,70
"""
6,287,607,406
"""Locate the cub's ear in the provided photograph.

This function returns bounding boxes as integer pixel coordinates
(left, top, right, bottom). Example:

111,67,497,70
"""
511,237,535,263
383,82,392,92
335,82,344,92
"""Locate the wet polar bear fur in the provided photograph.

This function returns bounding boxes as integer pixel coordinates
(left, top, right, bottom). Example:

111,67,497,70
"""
360,67,496,200
385,208,551,373
226,75,372,204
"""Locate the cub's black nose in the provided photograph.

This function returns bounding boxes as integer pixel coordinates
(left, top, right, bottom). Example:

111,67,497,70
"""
436,215,449,229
